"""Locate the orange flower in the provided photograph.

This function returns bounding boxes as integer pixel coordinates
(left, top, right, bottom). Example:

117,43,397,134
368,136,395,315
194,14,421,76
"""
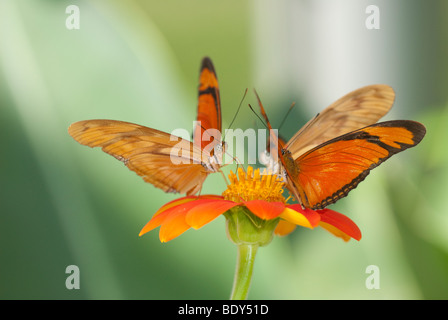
139,166,361,243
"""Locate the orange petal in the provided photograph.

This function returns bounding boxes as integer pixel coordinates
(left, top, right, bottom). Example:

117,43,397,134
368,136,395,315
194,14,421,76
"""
283,204,321,228
153,195,223,217
139,196,224,238
139,208,173,236
156,199,217,242
186,200,238,229
319,222,352,242
318,209,362,241
274,220,297,236
244,200,285,220
159,210,191,243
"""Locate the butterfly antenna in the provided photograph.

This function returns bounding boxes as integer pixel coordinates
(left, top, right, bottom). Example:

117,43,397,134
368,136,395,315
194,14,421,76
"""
248,104,268,129
278,101,296,131
223,88,248,142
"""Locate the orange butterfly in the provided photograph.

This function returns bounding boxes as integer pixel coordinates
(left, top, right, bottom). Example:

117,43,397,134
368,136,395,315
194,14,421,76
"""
256,85,426,209
68,57,223,195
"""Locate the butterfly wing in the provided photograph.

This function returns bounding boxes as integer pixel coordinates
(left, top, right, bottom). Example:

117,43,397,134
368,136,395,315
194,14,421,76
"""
282,120,426,209
286,84,395,158
68,120,217,195
193,57,222,152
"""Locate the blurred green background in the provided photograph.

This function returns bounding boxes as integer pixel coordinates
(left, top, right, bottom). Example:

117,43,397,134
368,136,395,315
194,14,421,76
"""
1,0,447,299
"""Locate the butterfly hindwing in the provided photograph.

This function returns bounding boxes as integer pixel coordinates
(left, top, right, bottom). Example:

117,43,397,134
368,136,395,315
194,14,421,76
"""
68,119,217,195
283,120,426,209
286,84,395,157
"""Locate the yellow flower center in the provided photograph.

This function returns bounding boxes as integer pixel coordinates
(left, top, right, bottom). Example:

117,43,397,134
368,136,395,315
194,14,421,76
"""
222,166,287,203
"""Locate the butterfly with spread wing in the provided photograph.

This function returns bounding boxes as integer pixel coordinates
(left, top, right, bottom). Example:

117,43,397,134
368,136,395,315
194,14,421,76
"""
68,57,223,196
256,85,426,210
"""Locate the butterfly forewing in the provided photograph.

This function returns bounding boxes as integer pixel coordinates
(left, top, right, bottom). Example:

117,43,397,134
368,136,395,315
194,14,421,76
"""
286,120,426,209
194,57,222,152
68,120,217,195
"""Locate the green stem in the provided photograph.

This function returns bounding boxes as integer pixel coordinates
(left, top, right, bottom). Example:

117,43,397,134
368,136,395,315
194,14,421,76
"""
230,244,258,300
